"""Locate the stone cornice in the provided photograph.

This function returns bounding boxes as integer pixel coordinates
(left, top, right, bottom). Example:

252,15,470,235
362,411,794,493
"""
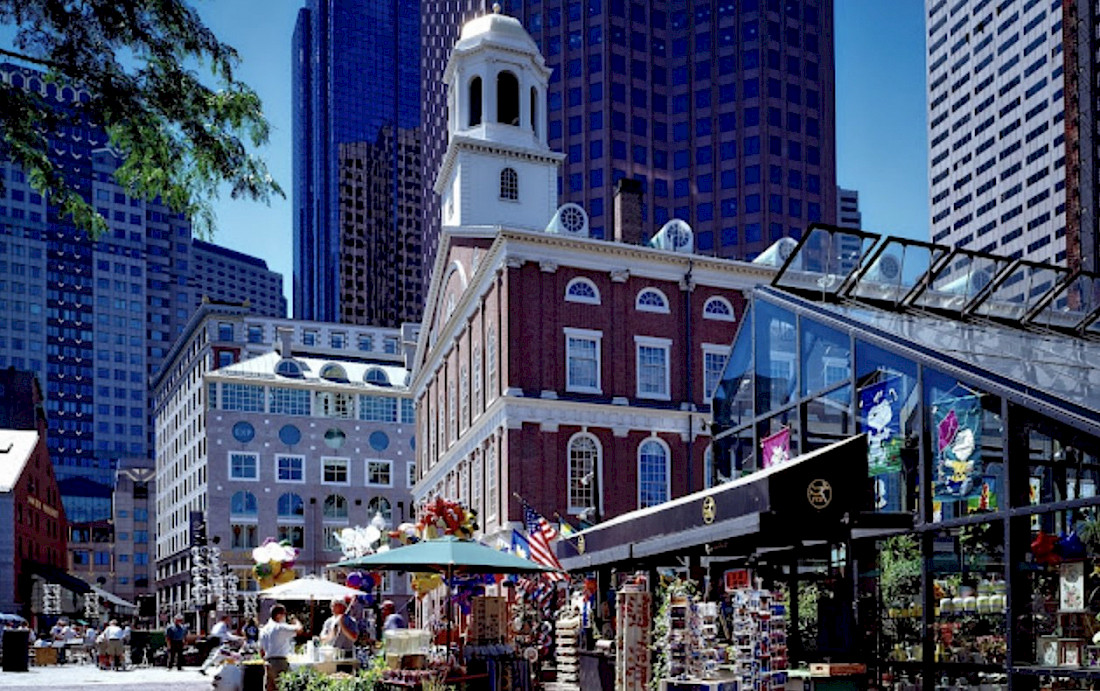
434,136,565,195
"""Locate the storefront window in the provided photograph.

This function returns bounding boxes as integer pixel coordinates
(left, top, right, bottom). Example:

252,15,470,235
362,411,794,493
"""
925,370,1003,523
856,340,919,514
1016,412,1100,508
754,300,797,415
804,384,853,452
929,522,1007,666
800,318,850,397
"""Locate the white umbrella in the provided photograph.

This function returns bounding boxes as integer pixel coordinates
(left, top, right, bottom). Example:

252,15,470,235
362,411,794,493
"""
258,576,362,602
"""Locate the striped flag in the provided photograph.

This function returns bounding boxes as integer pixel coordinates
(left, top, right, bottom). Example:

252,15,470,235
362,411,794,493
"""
523,503,566,581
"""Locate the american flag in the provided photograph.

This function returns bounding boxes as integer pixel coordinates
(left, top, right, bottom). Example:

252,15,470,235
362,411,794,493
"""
523,503,566,581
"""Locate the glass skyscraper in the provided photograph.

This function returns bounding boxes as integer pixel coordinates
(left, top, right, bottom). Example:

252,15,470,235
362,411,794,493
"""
292,0,424,326
422,0,837,275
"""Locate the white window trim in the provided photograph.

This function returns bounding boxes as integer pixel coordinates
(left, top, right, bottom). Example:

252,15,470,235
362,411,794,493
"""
228,451,259,482
564,327,603,394
635,287,671,313
565,277,601,305
275,493,306,524
703,296,735,321
365,458,394,488
321,495,350,524
702,343,731,403
320,456,351,486
566,432,603,515
274,454,306,484
407,461,417,489
637,437,672,509
229,491,259,522
635,335,672,401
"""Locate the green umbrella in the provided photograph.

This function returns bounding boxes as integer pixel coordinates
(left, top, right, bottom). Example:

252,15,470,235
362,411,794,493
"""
332,536,562,646
332,536,561,574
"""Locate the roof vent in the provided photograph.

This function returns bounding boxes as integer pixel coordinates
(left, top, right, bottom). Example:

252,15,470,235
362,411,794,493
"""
864,253,901,283
546,203,589,238
753,237,799,267
648,219,694,253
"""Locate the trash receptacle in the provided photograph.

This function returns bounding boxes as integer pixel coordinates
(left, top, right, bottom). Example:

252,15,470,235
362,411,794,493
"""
2,629,30,672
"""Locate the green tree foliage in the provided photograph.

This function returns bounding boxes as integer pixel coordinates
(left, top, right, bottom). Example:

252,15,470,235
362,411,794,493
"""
0,0,283,238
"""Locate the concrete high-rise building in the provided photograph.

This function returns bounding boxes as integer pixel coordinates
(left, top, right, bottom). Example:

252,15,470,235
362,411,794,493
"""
153,305,417,616
838,186,861,228
422,0,838,279
925,0,1098,271
292,0,423,326
0,64,286,521
191,240,288,318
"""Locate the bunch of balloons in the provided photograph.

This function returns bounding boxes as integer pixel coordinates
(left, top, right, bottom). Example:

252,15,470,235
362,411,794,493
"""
252,539,299,589
334,513,390,560
411,573,444,599
416,497,478,540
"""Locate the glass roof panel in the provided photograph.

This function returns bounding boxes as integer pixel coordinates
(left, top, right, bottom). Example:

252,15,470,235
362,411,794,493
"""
761,290,1100,420
1030,272,1100,331
772,226,880,298
846,239,946,307
908,249,1010,313
970,261,1069,322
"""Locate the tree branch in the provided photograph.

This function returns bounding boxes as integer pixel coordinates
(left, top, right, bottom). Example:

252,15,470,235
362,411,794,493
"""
0,46,64,70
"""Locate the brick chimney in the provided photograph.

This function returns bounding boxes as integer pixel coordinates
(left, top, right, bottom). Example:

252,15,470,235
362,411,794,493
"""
613,178,644,245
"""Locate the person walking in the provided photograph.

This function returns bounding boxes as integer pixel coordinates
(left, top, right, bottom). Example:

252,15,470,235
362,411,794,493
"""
259,604,301,691
381,600,407,631
103,619,126,670
165,614,188,670
200,614,243,674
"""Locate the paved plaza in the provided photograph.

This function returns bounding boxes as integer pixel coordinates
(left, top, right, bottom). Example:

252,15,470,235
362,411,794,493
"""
0,664,212,690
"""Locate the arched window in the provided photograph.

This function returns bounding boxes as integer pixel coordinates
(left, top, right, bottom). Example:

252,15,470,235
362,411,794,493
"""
469,76,483,126
230,491,257,517
568,434,601,513
497,70,519,124
276,359,304,378
367,497,392,524
364,367,390,386
320,363,348,383
500,167,518,201
277,492,305,520
703,296,735,321
638,439,670,508
636,288,670,313
530,86,538,136
565,278,600,304
323,494,348,521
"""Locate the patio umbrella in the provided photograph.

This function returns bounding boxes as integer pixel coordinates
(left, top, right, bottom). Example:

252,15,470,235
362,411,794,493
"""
332,536,562,644
258,576,365,631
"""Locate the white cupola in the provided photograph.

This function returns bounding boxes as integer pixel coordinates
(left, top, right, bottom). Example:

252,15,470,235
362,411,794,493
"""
434,6,565,231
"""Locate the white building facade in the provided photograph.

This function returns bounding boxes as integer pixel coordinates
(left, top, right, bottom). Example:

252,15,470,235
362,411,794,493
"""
926,0,1067,263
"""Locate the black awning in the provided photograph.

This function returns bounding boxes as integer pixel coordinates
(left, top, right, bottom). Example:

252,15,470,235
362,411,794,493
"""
558,434,875,570
24,560,92,595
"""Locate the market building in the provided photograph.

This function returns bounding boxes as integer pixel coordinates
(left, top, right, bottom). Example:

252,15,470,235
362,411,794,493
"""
410,10,779,543
558,224,1100,690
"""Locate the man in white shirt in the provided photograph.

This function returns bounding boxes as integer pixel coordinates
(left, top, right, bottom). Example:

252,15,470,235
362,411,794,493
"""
259,604,301,691
103,619,126,670
320,600,358,651
200,615,243,674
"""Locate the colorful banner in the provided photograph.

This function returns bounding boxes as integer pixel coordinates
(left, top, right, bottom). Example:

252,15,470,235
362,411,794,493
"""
933,394,983,500
859,377,903,476
760,427,791,469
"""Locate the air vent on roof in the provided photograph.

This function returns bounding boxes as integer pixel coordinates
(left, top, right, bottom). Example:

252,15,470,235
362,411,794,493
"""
865,253,901,282
753,237,798,267
648,219,694,253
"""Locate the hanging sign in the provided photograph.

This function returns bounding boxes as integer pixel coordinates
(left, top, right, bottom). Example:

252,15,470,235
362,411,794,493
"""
760,427,791,469
932,395,983,500
859,376,903,476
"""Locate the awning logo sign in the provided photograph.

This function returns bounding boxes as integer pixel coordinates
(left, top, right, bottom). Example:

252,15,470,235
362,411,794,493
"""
807,479,833,510
702,496,717,524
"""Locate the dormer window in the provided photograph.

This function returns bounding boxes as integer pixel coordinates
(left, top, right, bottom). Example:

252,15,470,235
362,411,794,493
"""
500,168,518,201
276,359,304,378
365,367,391,387
636,288,670,313
497,70,520,125
469,76,482,126
319,363,349,383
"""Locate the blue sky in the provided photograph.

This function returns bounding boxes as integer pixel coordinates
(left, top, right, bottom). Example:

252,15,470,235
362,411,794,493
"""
152,2,933,311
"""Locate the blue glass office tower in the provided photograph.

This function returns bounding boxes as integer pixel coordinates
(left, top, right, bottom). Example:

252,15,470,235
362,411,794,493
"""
293,0,424,326
422,0,838,272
